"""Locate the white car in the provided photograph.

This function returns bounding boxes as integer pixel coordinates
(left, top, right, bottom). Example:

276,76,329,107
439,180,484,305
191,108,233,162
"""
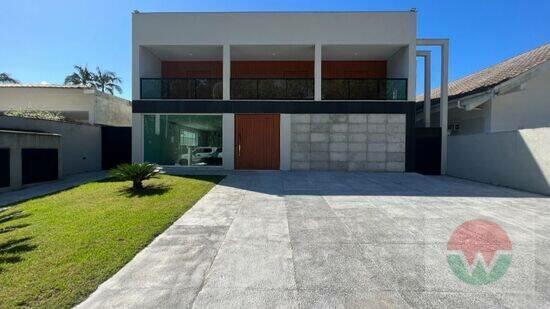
178,147,221,166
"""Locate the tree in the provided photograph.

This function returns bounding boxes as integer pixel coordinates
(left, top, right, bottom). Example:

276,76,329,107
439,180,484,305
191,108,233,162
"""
0,72,19,84
109,163,162,190
93,67,122,95
64,65,122,95
64,65,94,86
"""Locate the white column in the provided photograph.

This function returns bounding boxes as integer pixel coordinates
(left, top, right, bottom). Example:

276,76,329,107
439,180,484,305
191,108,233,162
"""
314,43,322,101
223,44,231,100
417,39,449,175
416,50,432,127
131,113,144,163
440,41,449,175
222,113,234,170
280,114,291,170
132,44,139,100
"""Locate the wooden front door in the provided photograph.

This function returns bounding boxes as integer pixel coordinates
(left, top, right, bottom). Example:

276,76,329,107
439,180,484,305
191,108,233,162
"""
235,114,280,170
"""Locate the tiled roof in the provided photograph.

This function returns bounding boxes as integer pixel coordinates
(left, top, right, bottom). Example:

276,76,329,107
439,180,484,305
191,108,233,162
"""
0,83,93,89
418,43,550,101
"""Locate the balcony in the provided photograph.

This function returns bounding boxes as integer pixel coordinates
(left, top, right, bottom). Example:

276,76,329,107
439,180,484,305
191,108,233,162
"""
140,77,407,101
322,78,407,100
141,78,222,100
139,45,412,101
231,78,314,100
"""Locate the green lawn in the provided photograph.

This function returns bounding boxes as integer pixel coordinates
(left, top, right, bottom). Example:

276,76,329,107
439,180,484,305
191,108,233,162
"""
0,174,223,308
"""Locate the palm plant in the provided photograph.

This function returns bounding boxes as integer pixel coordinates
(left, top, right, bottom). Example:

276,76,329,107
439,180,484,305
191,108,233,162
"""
0,72,19,84
109,163,162,190
64,65,94,86
93,67,122,94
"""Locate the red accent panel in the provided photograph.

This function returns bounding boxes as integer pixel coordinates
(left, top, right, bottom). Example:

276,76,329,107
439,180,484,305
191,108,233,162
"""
231,61,314,78
161,60,387,79
161,61,222,78
323,61,387,78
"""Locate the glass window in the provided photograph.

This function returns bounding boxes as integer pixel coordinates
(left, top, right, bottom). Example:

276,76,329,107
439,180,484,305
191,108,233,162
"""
144,115,223,167
181,130,197,146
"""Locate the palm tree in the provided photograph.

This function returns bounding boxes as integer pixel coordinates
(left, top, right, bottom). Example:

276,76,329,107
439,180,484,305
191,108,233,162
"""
64,65,94,86
93,67,122,95
0,72,19,84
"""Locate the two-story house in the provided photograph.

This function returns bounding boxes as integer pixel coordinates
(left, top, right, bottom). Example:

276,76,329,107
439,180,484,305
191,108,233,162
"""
131,11,419,172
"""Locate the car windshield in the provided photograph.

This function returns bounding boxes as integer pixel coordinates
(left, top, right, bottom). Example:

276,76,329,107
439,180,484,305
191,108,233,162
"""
193,148,211,154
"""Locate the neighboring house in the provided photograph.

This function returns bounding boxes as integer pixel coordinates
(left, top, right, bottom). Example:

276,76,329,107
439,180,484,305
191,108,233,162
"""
416,44,550,195
0,129,62,193
417,43,550,135
0,114,132,192
132,11,426,171
0,115,102,177
0,84,131,126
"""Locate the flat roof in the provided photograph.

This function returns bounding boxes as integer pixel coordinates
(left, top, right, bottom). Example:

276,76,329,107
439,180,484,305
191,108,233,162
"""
132,10,416,15
0,129,61,136
0,83,93,89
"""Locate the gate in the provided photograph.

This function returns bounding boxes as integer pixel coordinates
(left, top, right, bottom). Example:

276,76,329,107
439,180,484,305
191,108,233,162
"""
415,128,441,175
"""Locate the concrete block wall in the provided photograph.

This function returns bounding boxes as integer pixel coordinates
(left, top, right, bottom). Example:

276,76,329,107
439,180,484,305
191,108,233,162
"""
290,114,406,171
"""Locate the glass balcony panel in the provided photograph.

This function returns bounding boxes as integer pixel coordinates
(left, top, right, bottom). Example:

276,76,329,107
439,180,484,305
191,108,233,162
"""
167,79,193,99
286,79,314,100
348,79,382,100
322,79,349,100
142,78,406,100
231,78,314,100
231,79,258,99
323,78,407,100
195,79,223,99
385,79,408,100
140,78,222,99
140,79,162,99
258,79,286,99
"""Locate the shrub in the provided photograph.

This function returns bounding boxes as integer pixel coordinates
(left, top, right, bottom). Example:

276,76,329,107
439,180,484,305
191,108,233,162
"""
4,110,65,121
109,163,163,190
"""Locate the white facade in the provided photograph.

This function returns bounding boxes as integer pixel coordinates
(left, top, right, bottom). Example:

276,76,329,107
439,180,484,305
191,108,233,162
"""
132,11,417,101
0,86,131,126
132,11,419,171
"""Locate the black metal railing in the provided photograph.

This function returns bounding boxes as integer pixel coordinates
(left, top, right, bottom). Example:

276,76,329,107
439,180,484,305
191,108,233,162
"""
140,78,223,99
322,78,407,100
231,78,314,100
141,77,406,101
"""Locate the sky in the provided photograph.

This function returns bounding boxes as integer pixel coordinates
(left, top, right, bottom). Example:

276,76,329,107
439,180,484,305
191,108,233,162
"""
0,0,548,100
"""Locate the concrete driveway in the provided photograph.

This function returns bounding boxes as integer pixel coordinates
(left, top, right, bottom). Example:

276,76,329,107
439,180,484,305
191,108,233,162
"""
78,172,550,308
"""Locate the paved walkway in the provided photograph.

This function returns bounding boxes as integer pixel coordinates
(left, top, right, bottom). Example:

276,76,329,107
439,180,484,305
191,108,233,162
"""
78,172,550,308
0,171,106,207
